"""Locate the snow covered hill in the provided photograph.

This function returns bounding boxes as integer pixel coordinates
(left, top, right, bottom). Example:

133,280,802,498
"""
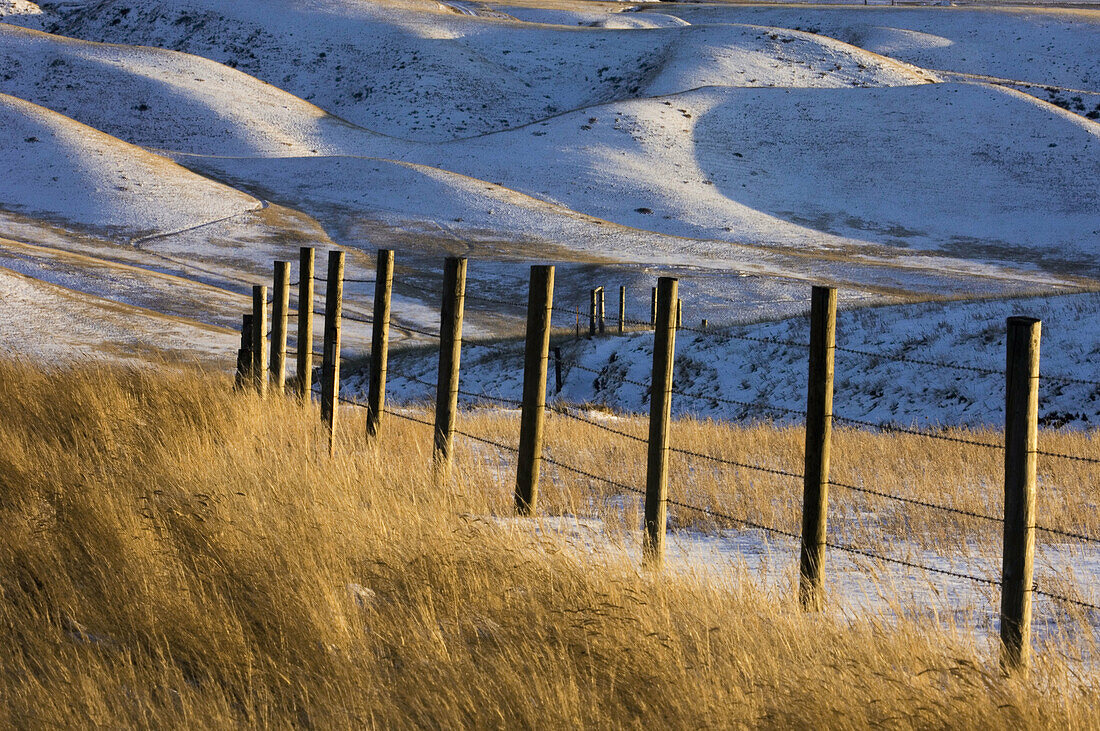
654,5,1100,96
403,82,1100,266
2,0,1092,280
0,24,372,156
21,0,933,141
0,91,259,237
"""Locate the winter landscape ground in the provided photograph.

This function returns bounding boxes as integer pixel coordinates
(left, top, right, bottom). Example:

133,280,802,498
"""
0,0,1098,725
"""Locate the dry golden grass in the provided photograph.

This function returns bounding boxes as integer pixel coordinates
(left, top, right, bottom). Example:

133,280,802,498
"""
1,361,1098,728
462,408,1100,548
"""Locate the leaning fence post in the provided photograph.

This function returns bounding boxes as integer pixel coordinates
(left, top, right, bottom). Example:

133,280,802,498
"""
618,285,626,334
235,313,253,391
515,265,555,515
270,261,291,395
320,250,344,456
252,285,268,397
644,276,679,568
434,256,467,474
799,285,837,611
1001,316,1041,673
366,249,394,439
296,246,315,403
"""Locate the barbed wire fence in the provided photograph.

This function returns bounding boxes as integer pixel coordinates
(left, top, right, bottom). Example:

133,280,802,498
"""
237,247,1100,671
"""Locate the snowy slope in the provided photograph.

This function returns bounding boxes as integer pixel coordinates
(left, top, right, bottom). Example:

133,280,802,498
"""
0,92,259,237
353,291,1100,430
409,83,1100,267
3,0,1095,280
0,263,236,365
656,5,1100,95
0,23,371,156
20,0,932,141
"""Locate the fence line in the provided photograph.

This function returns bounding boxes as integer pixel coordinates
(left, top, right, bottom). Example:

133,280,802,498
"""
376,371,1100,547
377,399,1006,591
374,394,1100,611
238,247,1100,675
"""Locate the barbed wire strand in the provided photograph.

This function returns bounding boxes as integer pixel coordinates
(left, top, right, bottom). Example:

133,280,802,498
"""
833,415,1004,450
835,345,1001,377
1035,449,1100,465
547,406,649,444
1033,588,1100,611
565,361,802,418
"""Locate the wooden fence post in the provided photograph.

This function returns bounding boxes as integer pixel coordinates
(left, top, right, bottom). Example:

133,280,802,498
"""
515,265,555,515
676,298,682,330
701,319,708,331
618,285,626,334
575,307,579,338
235,313,253,391
553,346,563,394
799,285,837,611
644,276,679,568
252,285,268,397
366,249,394,439
597,287,606,334
270,261,290,395
297,246,315,403
1001,316,1041,673
320,250,344,456
433,256,467,474
589,289,597,336
651,286,657,329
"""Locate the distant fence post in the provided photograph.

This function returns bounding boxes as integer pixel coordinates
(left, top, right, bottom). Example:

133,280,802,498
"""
235,313,253,391
618,285,626,334
589,289,597,336
597,287,606,334
644,276,679,568
296,246,315,403
650,286,657,329
366,249,394,439
1001,316,1041,673
701,319,708,331
320,250,345,456
270,261,290,395
252,285,268,397
434,256,467,474
575,307,580,338
676,298,682,330
515,265,555,515
799,285,837,611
